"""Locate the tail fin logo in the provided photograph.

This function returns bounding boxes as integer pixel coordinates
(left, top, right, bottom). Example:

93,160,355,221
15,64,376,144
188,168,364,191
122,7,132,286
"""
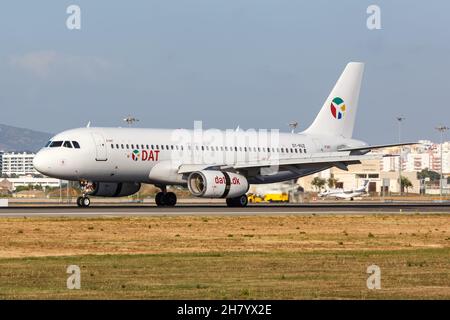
330,97,346,120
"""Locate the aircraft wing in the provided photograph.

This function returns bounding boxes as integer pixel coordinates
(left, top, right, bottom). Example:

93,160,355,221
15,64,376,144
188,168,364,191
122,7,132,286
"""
337,142,417,152
177,164,220,174
177,153,382,174
232,152,382,170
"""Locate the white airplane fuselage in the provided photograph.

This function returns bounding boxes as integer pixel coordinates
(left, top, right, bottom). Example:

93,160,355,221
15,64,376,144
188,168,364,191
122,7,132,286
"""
33,127,366,185
32,62,411,207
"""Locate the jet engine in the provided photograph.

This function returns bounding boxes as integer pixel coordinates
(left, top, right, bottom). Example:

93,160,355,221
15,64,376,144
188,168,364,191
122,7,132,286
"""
187,171,249,198
88,182,141,197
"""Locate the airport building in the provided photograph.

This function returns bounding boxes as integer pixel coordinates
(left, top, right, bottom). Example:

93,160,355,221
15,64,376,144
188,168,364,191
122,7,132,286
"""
0,176,61,192
1,152,38,176
298,141,450,195
298,161,422,195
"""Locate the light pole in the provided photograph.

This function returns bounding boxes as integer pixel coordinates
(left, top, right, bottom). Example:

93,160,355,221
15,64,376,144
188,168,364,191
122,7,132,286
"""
435,125,449,201
396,116,405,196
288,121,299,202
288,121,299,134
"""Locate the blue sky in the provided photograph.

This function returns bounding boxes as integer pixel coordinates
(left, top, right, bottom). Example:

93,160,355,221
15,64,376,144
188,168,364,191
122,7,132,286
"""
0,1,449,143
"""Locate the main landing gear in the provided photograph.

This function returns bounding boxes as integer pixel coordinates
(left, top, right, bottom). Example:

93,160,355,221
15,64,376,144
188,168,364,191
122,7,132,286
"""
155,185,177,207
226,194,248,207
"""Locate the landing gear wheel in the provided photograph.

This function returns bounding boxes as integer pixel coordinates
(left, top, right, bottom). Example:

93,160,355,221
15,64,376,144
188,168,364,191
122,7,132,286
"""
237,194,248,207
82,197,90,207
226,195,248,207
76,196,83,207
155,192,165,206
164,192,177,206
77,196,90,207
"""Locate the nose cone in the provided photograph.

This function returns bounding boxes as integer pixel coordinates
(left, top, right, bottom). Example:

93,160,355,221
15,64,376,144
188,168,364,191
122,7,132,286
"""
33,150,51,175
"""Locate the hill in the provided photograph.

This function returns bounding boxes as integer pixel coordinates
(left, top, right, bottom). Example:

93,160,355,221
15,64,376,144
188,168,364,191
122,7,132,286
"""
0,124,52,152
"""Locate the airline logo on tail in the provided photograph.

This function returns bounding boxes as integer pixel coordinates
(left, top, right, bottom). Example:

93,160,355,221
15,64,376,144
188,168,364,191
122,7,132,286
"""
330,97,346,120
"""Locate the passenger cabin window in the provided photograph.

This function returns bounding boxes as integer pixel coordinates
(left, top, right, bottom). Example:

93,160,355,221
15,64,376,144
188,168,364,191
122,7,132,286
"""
50,141,63,148
63,141,73,148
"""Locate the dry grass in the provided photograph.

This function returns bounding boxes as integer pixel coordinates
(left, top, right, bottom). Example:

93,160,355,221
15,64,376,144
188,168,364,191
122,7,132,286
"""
0,214,448,299
0,214,448,258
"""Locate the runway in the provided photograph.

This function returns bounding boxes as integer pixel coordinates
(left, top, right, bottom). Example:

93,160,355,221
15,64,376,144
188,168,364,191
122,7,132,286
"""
0,202,449,217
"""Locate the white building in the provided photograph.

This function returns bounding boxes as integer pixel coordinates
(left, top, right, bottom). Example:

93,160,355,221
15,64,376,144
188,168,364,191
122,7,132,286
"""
1,152,38,176
1,176,61,191
380,141,450,174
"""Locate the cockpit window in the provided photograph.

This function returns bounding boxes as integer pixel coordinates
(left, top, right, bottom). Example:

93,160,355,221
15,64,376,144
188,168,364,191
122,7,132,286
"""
50,141,63,148
44,141,51,147
63,141,73,148
72,141,80,149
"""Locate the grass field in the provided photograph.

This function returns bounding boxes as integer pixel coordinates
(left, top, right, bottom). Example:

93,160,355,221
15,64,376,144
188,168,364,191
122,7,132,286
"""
0,214,448,299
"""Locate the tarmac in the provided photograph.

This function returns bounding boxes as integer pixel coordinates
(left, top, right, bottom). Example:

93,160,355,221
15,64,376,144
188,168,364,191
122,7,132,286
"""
0,202,449,217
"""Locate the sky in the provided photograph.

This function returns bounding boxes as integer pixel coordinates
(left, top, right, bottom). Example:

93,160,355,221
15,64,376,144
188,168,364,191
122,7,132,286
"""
0,0,449,144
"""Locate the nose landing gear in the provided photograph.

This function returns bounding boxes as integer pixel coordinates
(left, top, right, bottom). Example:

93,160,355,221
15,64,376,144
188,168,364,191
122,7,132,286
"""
76,196,91,207
76,180,94,207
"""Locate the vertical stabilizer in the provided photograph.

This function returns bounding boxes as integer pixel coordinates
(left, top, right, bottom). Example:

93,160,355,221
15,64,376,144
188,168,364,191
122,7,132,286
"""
303,62,364,138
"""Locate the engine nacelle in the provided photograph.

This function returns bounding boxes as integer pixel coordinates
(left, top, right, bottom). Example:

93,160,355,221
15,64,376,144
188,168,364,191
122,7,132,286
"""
88,182,141,197
187,171,249,198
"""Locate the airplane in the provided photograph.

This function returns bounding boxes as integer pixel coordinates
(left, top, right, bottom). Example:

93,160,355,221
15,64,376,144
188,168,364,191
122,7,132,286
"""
33,62,415,207
319,179,369,200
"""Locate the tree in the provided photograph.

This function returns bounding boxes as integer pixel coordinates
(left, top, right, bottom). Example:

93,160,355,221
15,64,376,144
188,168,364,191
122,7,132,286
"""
14,185,31,193
327,177,339,188
417,168,440,182
311,177,326,191
398,176,413,194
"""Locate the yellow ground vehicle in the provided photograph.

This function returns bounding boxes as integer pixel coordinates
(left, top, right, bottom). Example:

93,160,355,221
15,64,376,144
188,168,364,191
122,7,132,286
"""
264,193,289,202
248,192,289,203
247,193,264,203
